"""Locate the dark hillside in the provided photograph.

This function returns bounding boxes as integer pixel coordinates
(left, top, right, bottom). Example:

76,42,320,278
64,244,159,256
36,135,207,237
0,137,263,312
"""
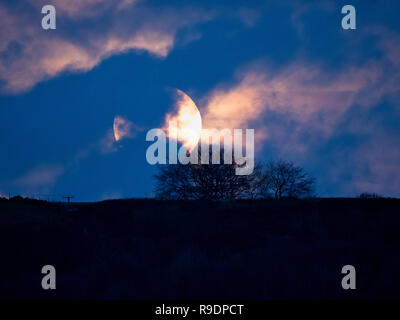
0,198,399,299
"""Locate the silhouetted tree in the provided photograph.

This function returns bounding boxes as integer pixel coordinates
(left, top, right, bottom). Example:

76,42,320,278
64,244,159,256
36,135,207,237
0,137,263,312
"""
262,160,315,199
154,147,255,200
190,159,251,200
154,151,315,200
154,163,195,200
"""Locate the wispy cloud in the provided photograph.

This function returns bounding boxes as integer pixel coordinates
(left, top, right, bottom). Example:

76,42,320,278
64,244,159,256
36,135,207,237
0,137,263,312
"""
0,1,213,93
113,115,142,142
14,164,64,189
97,115,143,154
201,24,400,145
101,191,123,201
99,129,118,154
28,0,141,19
197,26,400,196
201,60,382,140
7,115,142,193
326,132,400,197
288,0,334,37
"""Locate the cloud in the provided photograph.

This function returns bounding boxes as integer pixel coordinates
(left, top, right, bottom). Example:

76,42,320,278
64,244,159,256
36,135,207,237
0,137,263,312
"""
99,129,118,154
197,26,400,196
6,115,141,194
327,133,400,197
101,191,123,200
113,115,142,142
28,0,140,19
201,60,382,139
6,115,141,193
197,59,394,177
200,23,400,147
288,0,334,37
231,7,262,27
98,116,143,153
114,116,132,142
0,1,213,93
14,164,64,188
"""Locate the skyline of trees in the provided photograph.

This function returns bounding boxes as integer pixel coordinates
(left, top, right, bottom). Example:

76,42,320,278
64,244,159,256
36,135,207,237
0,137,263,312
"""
154,148,316,200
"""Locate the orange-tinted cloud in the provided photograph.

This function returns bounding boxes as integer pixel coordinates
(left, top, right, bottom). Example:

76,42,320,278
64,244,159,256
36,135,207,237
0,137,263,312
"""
200,57,390,148
98,116,142,153
28,0,140,18
113,115,139,142
208,62,378,118
0,1,212,93
197,25,400,163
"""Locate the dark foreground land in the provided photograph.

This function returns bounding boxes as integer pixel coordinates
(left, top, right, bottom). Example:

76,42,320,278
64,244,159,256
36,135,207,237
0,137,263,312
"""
0,197,399,299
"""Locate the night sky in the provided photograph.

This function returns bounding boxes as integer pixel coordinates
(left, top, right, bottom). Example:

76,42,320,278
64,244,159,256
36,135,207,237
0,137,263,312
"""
1,0,399,201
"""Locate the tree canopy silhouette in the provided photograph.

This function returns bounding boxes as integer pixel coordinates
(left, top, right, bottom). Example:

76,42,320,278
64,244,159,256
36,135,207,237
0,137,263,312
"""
155,147,255,200
154,151,315,200
262,160,315,199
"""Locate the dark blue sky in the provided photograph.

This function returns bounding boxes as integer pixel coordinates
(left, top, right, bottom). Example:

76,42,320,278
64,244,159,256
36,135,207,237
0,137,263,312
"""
1,0,400,200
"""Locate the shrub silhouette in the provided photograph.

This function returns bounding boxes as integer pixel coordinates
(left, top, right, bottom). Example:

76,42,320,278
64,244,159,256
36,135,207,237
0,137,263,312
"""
359,192,381,199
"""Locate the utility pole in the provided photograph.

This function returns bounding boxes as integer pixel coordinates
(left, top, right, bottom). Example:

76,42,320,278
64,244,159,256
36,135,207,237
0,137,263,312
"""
62,195,74,204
